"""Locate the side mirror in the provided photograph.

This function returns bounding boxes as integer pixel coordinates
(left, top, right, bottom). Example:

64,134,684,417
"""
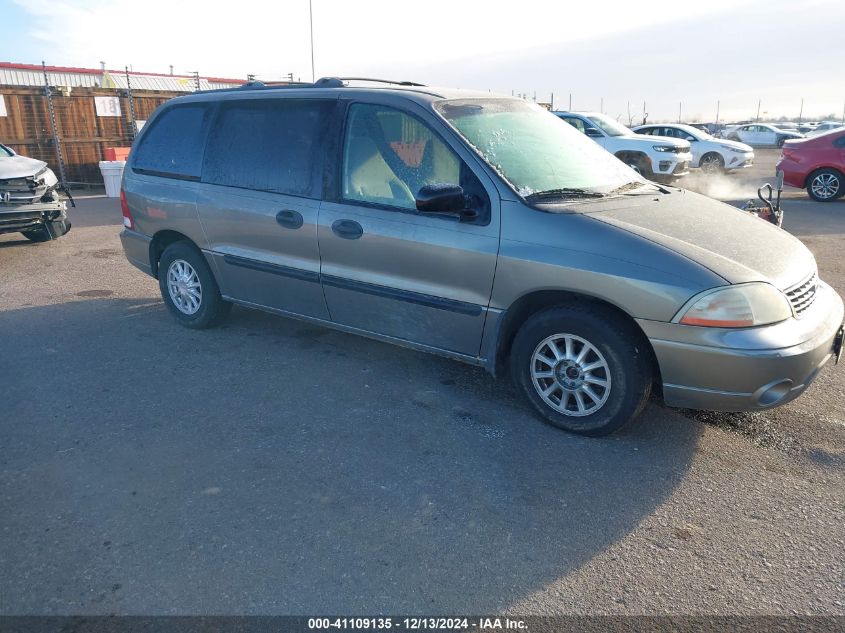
585,127,603,137
416,184,477,221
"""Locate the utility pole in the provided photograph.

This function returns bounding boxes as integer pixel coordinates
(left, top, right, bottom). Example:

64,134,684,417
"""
756,99,761,122
550,92,554,110
569,93,572,110
309,0,316,82
798,97,804,124
678,101,682,123
715,100,720,124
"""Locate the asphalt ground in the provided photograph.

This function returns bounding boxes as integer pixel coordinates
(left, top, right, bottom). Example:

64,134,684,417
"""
1,150,843,615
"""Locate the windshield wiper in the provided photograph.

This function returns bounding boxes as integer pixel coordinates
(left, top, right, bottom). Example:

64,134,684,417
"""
608,181,664,195
524,188,605,202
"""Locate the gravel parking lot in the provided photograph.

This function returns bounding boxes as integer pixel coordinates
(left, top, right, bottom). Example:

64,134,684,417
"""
2,149,843,615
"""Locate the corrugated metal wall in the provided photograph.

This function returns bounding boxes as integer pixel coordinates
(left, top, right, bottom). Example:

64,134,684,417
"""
0,67,241,92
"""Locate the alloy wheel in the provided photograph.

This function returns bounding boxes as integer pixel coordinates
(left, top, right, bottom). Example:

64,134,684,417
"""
530,333,612,417
811,173,840,200
167,259,203,315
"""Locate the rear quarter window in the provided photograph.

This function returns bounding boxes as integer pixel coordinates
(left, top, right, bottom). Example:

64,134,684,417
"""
131,104,213,180
202,99,331,198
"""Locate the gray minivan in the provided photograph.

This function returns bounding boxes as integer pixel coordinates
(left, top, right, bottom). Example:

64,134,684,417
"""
119,78,844,436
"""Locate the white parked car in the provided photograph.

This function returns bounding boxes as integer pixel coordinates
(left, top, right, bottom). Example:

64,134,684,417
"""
555,112,692,181
633,123,754,173
724,123,803,147
807,122,845,137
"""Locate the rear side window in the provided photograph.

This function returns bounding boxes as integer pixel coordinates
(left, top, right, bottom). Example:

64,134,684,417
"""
132,104,212,180
202,99,330,197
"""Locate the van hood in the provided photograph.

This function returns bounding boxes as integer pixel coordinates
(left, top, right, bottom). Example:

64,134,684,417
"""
0,154,49,180
579,189,815,290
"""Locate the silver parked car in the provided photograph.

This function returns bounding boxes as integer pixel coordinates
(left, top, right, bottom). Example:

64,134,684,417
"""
0,143,70,241
119,79,844,436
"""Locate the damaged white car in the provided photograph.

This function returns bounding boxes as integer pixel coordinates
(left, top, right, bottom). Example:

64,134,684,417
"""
0,143,71,242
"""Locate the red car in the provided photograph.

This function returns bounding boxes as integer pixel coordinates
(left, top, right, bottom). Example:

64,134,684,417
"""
777,128,845,202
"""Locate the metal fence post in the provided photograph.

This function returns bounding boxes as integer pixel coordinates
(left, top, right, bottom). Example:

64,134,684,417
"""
41,61,68,189
124,66,138,139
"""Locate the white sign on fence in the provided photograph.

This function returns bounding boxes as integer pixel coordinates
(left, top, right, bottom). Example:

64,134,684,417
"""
0,95,7,117
94,96,121,117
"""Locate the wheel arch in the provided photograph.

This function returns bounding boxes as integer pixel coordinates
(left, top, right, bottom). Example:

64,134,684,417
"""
700,150,724,162
614,150,649,164
486,289,661,389
149,230,199,278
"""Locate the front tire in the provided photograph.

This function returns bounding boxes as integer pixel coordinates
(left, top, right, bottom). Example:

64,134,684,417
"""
806,169,843,202
22,228,51,242
699,152,725,174
510,304,653,436
158,241,231,329
618,153,653,179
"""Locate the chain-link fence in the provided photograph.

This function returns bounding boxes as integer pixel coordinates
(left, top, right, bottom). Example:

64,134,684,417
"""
0,71,179,188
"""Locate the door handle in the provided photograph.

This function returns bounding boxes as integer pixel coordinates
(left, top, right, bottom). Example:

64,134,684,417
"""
276,209,304,229
331,219,363,240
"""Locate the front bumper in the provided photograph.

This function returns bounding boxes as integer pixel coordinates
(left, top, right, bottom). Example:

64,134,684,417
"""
0,199,68,235
724,151,754,170
637,282,844,411
652,153,692,177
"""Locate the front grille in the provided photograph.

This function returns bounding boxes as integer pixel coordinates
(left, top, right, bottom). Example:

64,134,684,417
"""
0,179,42,204
786,271,818,316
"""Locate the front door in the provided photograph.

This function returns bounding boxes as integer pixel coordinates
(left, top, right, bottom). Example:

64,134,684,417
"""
195,98,333,319
317,102,500,357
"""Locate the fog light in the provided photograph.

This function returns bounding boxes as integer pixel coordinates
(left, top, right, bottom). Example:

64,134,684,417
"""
659,161,672,171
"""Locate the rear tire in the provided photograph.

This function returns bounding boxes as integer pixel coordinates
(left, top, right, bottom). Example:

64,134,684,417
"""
510,304,653,436
806,169,843,202
158,241,231,329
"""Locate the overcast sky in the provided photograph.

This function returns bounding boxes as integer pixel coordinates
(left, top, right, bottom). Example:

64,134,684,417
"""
4,0,844,121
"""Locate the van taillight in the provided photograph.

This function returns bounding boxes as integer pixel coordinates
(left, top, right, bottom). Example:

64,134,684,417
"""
120,190,135,230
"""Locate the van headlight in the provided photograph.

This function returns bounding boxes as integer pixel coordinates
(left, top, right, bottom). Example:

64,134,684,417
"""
677,283,792,327
653,145,675,152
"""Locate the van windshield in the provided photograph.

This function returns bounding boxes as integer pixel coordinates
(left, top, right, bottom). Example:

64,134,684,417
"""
435,99,640,199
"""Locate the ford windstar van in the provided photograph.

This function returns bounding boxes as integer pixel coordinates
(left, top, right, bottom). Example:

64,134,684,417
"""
119,78,844,436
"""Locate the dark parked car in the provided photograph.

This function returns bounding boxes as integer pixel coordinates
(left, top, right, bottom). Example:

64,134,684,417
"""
119,79,843,436
777,129,845,202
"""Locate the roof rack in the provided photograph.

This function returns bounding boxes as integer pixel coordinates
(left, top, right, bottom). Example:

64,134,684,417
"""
323,77,427,87
205,76,427,94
